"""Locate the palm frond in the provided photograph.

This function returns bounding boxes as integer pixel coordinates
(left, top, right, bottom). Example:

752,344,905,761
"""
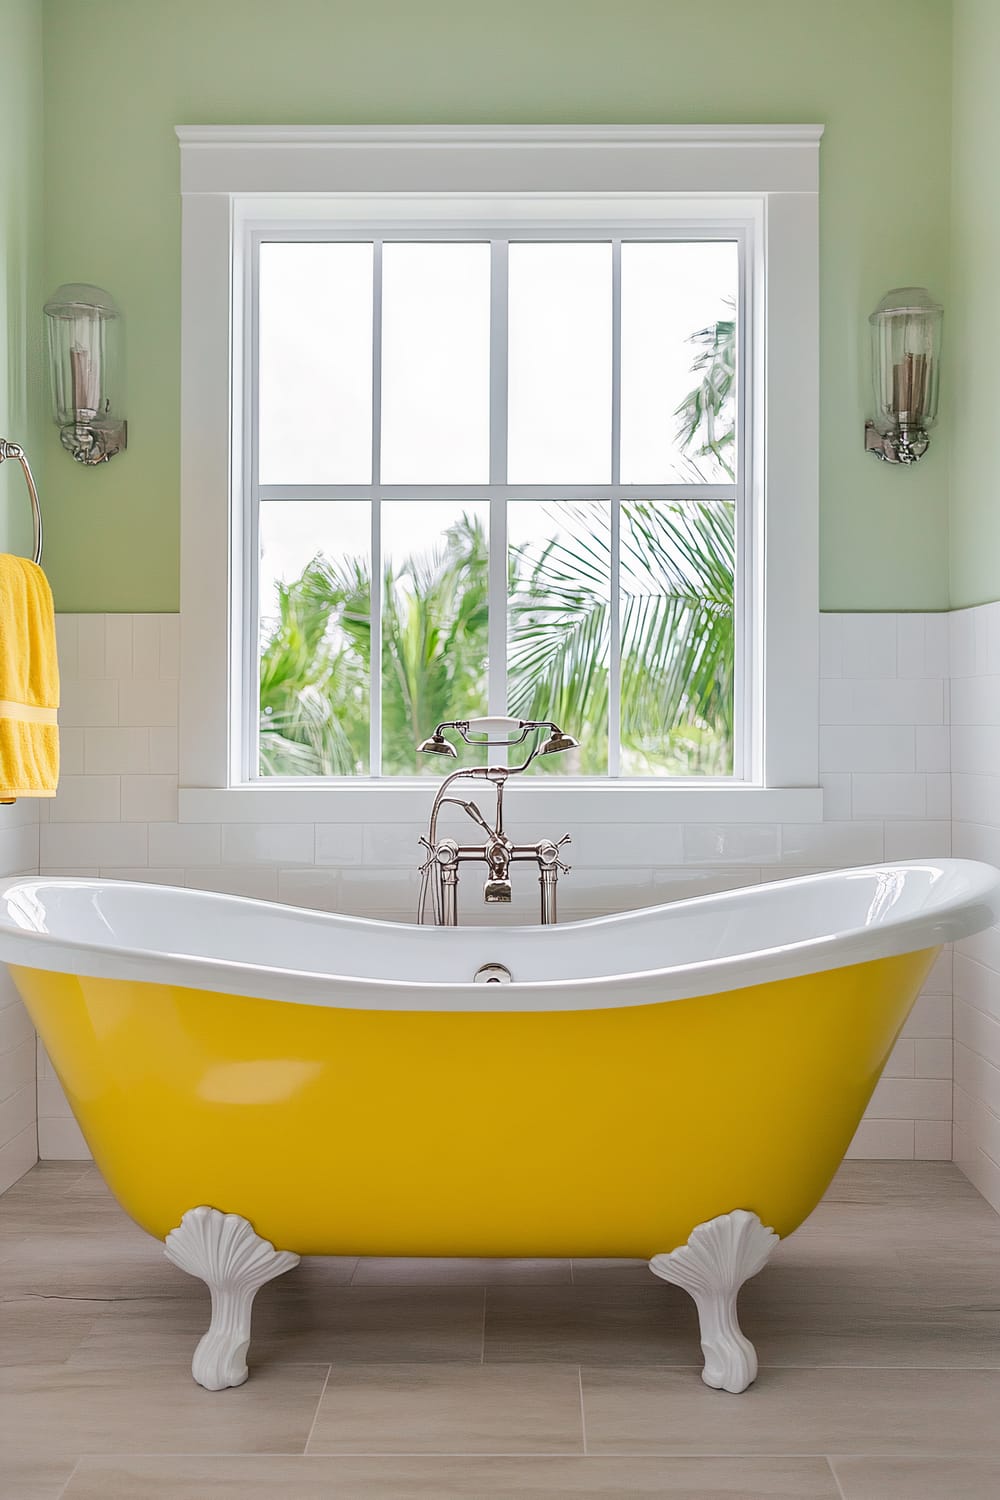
259,301,740,779
673,301,736,482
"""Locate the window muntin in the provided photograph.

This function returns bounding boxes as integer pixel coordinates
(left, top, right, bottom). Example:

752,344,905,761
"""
252,229,742,781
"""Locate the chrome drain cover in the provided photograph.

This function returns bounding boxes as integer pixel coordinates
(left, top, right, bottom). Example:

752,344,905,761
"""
474,961,512,984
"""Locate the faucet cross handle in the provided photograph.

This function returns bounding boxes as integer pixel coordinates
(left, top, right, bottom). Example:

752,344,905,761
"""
537,833,572,874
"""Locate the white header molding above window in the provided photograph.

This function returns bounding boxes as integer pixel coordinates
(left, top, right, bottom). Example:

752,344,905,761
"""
176,124,823,824
176,124,823,197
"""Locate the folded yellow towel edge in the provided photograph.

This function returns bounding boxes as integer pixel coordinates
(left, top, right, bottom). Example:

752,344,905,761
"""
0,700,58,724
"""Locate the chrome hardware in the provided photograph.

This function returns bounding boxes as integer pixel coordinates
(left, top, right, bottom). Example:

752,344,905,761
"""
417,716,580,760
536,834,572,924
416,719,575,926
864,287,941,468
864,420,930,465
58,418,127,466
539,728,580,756
416,731,459,757
474,962,513,984
44,283,128,465
0,440,43,564
483,835,513,903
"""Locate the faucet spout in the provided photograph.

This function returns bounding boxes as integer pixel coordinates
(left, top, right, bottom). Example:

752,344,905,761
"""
483,836,513,903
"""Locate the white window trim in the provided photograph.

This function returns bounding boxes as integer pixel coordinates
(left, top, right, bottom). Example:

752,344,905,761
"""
176,125,823,825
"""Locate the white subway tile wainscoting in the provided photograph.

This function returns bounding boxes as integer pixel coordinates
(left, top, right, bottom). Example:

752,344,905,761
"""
950,600,1000,1211
0,796,39,1190
17,610,958,1165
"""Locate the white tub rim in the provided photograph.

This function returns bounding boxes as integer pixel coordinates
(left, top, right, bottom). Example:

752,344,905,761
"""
0,860,995,1013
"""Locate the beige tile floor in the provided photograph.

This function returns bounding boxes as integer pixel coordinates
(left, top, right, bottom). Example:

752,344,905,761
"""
2,1161,1000,1498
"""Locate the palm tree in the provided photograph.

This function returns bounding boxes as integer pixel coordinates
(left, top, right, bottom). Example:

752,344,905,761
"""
380,513,489,772
507,500,733,775
259,309,738,777
259,516,491,776
259,555,370,775
673,301,736,481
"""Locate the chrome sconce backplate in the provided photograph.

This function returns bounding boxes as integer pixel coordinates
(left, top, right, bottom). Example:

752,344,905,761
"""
864,421,930,466
59,418,128,466
864,286,942,468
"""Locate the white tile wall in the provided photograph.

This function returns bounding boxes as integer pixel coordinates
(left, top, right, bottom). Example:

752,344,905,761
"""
0,796,39,1189
950,600,1000,1209
24,610,955,1164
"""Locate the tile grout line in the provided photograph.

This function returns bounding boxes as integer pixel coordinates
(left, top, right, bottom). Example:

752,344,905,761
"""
825,1454,848,1500
60,1448,1000,1459
577,1364,588,1455
53,1455,82,1500
480,1287,486,1363
288,1450,605,1459
301,1362,332,1456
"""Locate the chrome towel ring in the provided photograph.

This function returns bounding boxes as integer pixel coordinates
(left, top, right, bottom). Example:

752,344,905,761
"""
0,440,43,565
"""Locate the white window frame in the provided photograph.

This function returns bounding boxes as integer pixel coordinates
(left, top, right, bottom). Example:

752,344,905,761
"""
176,125,823,825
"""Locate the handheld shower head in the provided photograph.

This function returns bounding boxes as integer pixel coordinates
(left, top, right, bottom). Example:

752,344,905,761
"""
417,732,459,758
417,717,579,763
539,726,580,756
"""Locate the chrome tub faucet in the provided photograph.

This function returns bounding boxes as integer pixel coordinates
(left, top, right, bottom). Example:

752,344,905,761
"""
416,717,576,926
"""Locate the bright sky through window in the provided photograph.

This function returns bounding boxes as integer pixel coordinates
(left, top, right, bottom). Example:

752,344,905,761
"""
256,235,738,778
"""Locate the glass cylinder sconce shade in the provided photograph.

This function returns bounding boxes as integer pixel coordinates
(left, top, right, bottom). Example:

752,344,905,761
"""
865,287,942,465
43,283,127,464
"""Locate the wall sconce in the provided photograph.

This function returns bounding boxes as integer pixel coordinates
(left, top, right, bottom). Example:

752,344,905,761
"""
864,287,942,465
43,283,127,464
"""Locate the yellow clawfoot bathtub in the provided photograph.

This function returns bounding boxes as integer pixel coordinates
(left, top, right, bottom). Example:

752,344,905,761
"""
2,859,997,1392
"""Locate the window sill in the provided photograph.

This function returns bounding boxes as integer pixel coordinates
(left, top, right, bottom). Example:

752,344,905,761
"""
178,782,824,826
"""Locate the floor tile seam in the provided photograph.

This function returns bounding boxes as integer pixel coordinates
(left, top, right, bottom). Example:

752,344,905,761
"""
577,1448,1000,1459
828,1450,1000,1459
53,1454,82,1500
301,1363,333,1456
824,1455,848,1500
741,1362,1000,1370
0,1358,338,1377
574,1363,1000,1372
296,1447,592,1457
61,1448,1000,1459
577,1365,588,1456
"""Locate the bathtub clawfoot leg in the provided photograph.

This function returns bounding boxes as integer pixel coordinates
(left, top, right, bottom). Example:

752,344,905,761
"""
164,1207,300,1391
649,1209,779,1394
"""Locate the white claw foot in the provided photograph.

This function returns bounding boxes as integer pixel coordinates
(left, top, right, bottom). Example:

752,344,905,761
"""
164,1207,300,1390
649,1209,779,1393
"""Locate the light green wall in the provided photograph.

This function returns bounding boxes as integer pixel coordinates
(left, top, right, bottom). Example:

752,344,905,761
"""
950,0,1000,607
40,0,952,612
0,0,43,559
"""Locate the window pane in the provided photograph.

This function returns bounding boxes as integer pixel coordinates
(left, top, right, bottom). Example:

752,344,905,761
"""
507,243,612,483
620,242,738,484
381,501,489,774
258,501,371,776
507,501,609,774
258,243,373,485
620,501,734,775
380,244,490,484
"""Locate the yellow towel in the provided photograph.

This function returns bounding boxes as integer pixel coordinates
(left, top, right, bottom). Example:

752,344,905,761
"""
0,555,59,798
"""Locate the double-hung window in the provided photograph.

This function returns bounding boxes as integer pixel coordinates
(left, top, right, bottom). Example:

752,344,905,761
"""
255,229,740,780
177,127,821,820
